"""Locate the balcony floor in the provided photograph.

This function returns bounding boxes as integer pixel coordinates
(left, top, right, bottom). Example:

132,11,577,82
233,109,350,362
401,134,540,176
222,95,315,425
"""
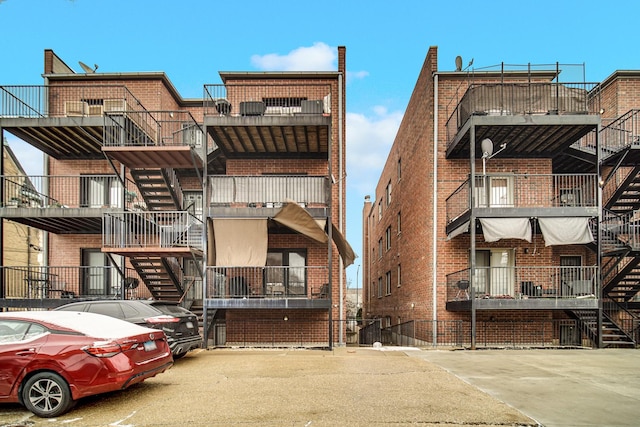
446,297,598,311
204,297,331,310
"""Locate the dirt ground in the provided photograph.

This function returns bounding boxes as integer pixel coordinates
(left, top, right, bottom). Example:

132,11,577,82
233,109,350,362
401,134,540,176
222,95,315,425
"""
0,346,535,427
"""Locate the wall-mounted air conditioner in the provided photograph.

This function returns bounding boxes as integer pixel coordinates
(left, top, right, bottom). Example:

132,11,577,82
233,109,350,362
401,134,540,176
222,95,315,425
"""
104,99,128,112
88,105,104,116
65,101,89,116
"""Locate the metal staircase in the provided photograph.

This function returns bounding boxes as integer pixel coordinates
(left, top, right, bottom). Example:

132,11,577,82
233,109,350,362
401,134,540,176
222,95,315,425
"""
127,166,204,303
129,256,184,302
568,310,635,347
130,168,182,211
595,109,640,346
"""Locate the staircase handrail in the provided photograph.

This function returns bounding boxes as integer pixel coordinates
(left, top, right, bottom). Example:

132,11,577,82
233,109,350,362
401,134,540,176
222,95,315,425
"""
603,297,637,344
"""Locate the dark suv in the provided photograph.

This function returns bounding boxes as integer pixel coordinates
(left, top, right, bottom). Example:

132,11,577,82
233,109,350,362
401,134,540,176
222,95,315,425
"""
54,300,202,359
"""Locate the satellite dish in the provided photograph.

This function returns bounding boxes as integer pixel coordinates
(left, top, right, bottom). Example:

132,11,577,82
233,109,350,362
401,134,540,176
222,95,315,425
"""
481,138,494,158
455,56,463,72
79,61,98,73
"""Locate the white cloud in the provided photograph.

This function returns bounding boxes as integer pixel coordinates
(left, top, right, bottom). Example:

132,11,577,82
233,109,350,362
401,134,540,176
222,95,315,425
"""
251,43,368,81
251,42,337,71
4,135,44,176
346,108,403,195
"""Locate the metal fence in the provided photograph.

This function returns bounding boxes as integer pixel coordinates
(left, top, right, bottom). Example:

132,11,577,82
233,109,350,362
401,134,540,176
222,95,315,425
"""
359,319,597,349
205,266,329,299
204,83,332,117
103,211,204,250
0,265,143,300
0,85,144,118
209,175,329,207
446,173,598,225
446,265,598,300
445,81,600,143
1,175,142,209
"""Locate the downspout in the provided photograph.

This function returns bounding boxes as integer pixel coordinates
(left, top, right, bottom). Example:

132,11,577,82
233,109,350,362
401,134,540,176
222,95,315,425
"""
338,73,344,346
432,74,439,345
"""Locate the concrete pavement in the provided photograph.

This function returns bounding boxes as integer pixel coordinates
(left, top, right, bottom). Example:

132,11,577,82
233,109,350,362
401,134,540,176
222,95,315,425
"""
411,348,640,427
0,346,637,426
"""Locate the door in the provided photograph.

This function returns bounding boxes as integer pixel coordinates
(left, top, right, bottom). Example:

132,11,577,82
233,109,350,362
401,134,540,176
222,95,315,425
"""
475,176,514,208
264,250,307,296
82,250,122,296
474,249,514,297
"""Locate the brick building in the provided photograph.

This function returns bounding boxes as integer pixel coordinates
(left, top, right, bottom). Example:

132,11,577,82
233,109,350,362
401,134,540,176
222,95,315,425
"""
0,48,353,348
362,46,639,348
1,141,42,276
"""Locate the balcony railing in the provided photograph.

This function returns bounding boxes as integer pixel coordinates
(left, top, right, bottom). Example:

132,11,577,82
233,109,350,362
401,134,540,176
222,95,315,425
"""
0,266,142,299
445,81,600,144
446,173,598,224
205,266,328,299
204,83,332,117
601,210,640,252
0,85,145,118
103,211,204,250
209,175,329,207
1,175,143,210
103,110,209,152
446,265,598,301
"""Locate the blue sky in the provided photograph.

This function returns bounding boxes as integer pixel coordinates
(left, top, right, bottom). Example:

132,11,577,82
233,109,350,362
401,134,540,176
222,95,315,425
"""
2,0,640,289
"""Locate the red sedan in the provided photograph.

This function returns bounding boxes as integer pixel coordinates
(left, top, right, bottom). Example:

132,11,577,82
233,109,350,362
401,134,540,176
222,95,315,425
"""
0,310,173,417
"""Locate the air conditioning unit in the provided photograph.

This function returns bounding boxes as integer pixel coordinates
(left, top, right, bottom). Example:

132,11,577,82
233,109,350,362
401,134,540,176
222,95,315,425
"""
104,99,128,112
64,101,88,116
301,100,323,114
88,105,104,116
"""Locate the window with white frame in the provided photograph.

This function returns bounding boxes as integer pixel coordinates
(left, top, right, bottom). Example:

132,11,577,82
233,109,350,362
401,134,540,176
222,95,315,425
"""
377,277,383,297
397,264,401,287
397,211,401,235
385,181,392,206
385,226,391,251
385,271,391,295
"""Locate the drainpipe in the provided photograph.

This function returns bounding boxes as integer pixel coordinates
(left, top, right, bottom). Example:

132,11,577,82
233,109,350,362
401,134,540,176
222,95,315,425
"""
470,125,477,350
338,72,345,346
432,74,439,345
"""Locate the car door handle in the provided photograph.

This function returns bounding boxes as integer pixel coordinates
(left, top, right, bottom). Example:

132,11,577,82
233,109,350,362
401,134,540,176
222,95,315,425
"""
16,348,36,356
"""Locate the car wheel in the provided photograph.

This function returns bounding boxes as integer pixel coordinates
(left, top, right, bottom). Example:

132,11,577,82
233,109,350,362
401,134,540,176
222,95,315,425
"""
22,372,75,418
173,351,187,360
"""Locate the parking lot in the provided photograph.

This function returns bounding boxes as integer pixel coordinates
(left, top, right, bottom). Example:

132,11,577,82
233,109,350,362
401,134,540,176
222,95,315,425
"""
0,346,637,426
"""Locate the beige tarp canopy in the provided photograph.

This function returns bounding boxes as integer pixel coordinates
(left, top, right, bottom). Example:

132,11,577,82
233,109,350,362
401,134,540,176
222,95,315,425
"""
273,201,356,267
208,201,357,267
208,219,268,266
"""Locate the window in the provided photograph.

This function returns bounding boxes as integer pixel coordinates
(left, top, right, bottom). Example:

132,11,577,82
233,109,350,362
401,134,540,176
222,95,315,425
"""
397,264,402,287
397,158,401,181
265,249,307,296
397,211,402,235
377,277,383,298
80,175,121,208
385,181,392,206
385,226,391,251
378,199,383,221
475,175,514,208
385,271,391,295
378,238,383,259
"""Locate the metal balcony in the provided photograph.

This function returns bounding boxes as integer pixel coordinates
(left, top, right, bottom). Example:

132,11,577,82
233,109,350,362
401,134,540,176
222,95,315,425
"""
203,83,332,159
